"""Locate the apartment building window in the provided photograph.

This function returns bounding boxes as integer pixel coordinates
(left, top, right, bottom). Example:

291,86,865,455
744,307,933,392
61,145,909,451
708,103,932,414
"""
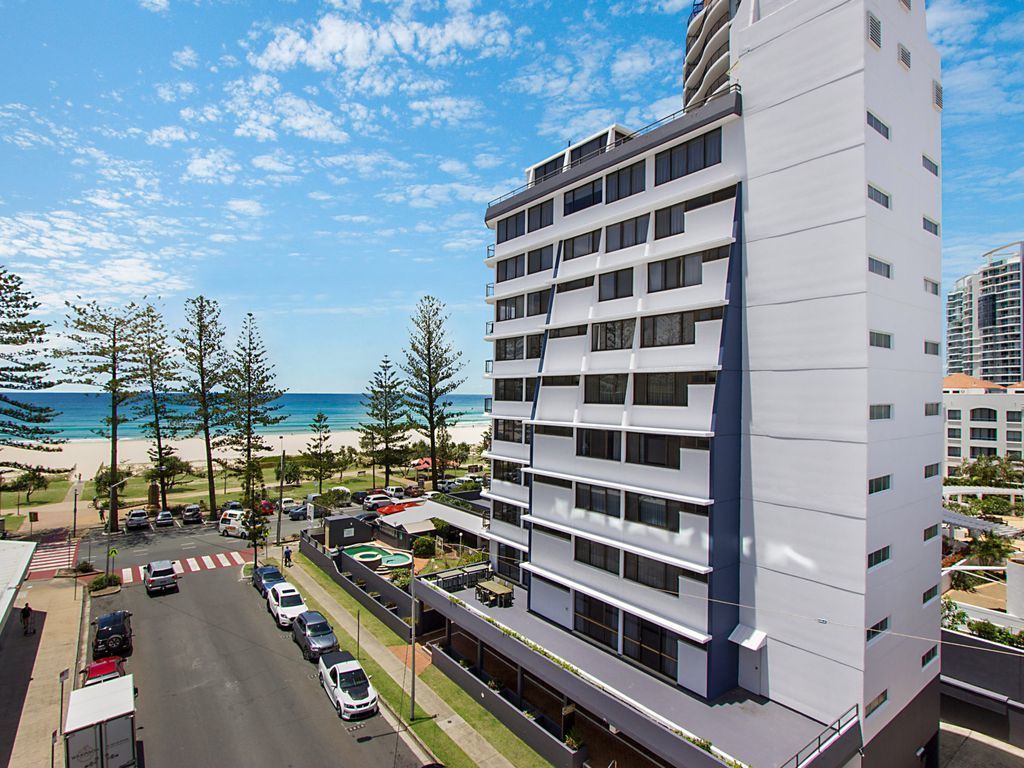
496,295,524,322
548,325,587,339
495,337,524,361
534,524,571,542
526,376,537,400
654,127,722,185
641,307,723,347
497,211,525,243
923,585,939,604
497,254,525,282
948,446,961,457
574,593,618,649
533,156,563,183
574,537,620,574
971,408,997,422
922,646,938,668
900,0,912,11
625,492,687,532
577,428,621,461
685,185,737,211
555,277,594,294
527,245,553,274
564,179,602,216
924,279,940,298
534,424,573,438
868,184,891,208
526,334,543,359
623,614,679,679
925,402,941,416
584,374,628,404
496,543,522,582
563,230,602,261
868,474,891,494
924,340,940,355
1008,431,1022,443
869,331,892,349
626,433,689,469
898,43,912,69
528,199,554,232
1010,450,1023,459
527,288,550,316
624,553,695,597
924,463,940,478
868,257,891,278
867,616,890,642
947,428,961,438
923,217,940,235
1009,411,1023,423
933,81,944,109
494,378,524,401
494,419,523,443
869,404,892,420
606,215,650,252
972,446,998,458
542,375,580,387
634,372,696,407
867,12,882,48
947,409,961,421
867,546,890,569
592,318,635,351
492,501,522,526
605,160,645,203
575,483,621,517
570,134,607,165
865,690,888,718
970,428,997,441
493,460,523,484
924,524,939,541
867,112,890,139
598,268,633,301
923,155,940,177
654,202,686,239
534,474,572,489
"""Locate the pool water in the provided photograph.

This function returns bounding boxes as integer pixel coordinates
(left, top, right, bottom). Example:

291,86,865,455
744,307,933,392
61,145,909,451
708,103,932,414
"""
344,544,413,568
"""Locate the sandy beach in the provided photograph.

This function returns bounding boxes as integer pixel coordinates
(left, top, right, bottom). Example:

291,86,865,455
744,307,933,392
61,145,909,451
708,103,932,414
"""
2,424,488,480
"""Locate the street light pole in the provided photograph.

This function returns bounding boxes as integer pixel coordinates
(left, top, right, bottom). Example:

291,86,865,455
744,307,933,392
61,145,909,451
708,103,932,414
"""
276,437,284,547
105,478,129,577
72,487,78,539
409,572,417,722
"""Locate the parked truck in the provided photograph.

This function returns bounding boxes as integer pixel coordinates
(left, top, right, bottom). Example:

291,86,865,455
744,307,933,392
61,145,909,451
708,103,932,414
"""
64,674,136,768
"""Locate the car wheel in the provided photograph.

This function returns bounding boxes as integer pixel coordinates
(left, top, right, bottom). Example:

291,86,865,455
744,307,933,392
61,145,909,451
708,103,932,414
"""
301,647,309,661
107,635,123,651
336,701,344,719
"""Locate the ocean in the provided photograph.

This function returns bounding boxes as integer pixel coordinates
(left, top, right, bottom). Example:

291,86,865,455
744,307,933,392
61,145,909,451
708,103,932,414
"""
7,392,489,441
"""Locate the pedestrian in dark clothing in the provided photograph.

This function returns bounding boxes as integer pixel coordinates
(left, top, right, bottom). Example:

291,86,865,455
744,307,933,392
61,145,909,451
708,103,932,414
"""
284,546,292,567
21,603,33,635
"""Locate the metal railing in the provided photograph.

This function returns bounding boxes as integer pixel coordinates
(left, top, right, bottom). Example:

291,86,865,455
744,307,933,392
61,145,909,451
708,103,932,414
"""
483,397,492,413
484,360,493,374
687,0,729,48
779,705,859,768
485,320,494,336
685,10,731,76
487,84,741,208
487,243,495,259
687,71,731,106
686,40,730,95
485,282,495,297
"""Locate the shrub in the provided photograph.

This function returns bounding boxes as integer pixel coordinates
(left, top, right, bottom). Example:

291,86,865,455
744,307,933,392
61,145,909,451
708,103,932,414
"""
412,536,436,558
431,518,451,539
455,481,481,492
563,728,583,751
75,559,95,573
89,573,122,592
391,568,412,591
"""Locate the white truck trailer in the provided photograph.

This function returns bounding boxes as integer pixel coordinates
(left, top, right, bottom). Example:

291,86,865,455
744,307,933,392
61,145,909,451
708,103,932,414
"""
64,674,136,768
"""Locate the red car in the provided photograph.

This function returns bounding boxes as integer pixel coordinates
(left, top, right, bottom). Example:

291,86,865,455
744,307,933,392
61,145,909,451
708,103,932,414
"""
260,500,275,516
82,657,127,687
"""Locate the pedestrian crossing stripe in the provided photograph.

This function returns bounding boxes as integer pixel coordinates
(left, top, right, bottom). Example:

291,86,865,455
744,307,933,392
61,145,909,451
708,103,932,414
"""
120,549,253,584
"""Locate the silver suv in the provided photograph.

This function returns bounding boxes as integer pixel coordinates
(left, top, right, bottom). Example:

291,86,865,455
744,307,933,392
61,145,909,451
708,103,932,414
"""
291,610,338,661
143,560,178,596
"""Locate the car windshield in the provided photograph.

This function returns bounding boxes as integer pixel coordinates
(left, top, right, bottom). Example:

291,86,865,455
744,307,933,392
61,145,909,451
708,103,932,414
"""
261,568,283,581
307,622,332,637
280,594,303,608
338,669,369,691
95,616,123,638
151,567,174,578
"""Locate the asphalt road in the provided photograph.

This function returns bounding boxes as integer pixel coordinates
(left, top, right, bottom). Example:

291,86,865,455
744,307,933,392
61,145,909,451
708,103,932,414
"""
89,565,422,768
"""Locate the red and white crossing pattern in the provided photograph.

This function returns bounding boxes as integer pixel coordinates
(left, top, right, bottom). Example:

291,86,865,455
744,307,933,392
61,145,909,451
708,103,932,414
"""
28,541,79,579
121,549,251,584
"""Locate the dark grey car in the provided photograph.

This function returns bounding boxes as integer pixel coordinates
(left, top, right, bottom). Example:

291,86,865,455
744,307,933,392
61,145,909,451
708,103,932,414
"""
291,610,339,661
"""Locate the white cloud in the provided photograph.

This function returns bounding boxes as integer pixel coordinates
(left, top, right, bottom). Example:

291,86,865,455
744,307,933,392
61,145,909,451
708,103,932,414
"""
380,180,509,208
611,39,678,81
409,94,480,127
139,0,169,12
332,214,374,223
146,125,194,146
251,152,294,173
439,158,468,174
223,76,348,143
171,46,199,70
473,152,503,169
320,150,411,178
209,233,237,242
156,81,196,102
927,0,991,58
275,93,349,142
179,104,222,123
226,198,266,216
182,148,240,184
307,191,333,201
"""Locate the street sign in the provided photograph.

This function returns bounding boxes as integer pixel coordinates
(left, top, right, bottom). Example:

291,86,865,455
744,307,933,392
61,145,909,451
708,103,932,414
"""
108,548,119,558
29,511,39,522
59,668,69,683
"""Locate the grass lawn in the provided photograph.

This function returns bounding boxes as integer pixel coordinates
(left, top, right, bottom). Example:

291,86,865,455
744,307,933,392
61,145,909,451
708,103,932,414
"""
2,514,25,532
0,476,70,510
295,553,547,768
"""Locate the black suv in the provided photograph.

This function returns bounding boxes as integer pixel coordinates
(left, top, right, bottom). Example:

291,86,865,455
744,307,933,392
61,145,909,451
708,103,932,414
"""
92,610,133,658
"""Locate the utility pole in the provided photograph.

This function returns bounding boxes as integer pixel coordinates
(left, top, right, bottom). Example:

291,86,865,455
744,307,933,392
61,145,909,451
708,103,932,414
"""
276,437,284,546
72,487,78,539
409,572,416,721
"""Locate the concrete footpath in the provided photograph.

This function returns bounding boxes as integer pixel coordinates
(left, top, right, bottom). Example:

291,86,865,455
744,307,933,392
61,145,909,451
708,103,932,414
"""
281,547,516,768
0,577,85,768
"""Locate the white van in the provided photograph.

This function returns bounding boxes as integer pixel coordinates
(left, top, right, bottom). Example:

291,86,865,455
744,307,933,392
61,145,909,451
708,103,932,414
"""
384,486,405,499
218,510,244,537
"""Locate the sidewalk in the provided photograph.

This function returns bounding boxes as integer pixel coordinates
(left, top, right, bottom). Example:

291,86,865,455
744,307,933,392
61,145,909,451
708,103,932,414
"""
280,546,516,768
0,578,85,768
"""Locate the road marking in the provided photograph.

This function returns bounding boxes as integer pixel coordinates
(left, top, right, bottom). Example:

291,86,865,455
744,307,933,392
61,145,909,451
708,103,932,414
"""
186,557,199,572
216,553,231,567
201,555,215,569
229,551,244,565
121,568,134,584
181,543,197,549
172,561,185,575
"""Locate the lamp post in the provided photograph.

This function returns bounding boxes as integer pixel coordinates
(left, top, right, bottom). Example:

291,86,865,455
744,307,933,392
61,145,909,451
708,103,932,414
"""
276,437,284,547
105,478,129,577
72,487,78,539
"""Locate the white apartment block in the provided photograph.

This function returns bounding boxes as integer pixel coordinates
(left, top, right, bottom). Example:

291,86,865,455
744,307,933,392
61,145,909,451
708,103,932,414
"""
418,2,944,767
945,241,1024,387
943,373,1024,476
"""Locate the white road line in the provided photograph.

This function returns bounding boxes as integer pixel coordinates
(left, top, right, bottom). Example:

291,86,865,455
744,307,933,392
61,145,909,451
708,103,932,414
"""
121,568,134,584
215,553,231,567
186,557,199,572
229,551,244,565
181,543,197,549
201,555,215,569
172,561,185,575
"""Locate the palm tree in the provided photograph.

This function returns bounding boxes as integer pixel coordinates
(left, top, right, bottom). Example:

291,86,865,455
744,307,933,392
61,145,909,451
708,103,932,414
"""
969,532,1016,566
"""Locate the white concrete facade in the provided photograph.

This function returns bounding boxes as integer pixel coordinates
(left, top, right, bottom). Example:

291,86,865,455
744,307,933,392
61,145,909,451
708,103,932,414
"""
943,379,1024,475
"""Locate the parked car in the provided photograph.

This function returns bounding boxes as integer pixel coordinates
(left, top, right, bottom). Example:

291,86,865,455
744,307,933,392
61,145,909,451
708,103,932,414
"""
422,491,441,499
252,565,286,597
288,504,309,521
154,510,174,527
267,582,307,628
259,499,276,516
279,497,296,511
143,560,178,596
223,501,243,512
435,479,459,493
362,494,394,511
181,504,203,524
124,509,150,531
318,650,379,720
291,610,339,661
351,491,369,505
306,493,322,506
354,511,380,525
81,656,127,687
383,486,405,499
218,510,244,537
92,610,133,658
404,487,425,498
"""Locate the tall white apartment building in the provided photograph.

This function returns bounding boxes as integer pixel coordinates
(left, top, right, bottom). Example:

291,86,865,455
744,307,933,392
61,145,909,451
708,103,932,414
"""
946,241,1024,386
418,2,943,766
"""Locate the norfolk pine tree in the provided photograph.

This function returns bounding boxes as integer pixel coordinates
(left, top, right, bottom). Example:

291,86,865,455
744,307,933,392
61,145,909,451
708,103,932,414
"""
302,411,336,495
357,356,409,488
401,297,466,489
177,296,228,520
134,303,179,512
56,300,140,533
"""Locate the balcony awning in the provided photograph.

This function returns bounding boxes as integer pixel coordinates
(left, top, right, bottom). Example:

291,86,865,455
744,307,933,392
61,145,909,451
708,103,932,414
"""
728,623,767,651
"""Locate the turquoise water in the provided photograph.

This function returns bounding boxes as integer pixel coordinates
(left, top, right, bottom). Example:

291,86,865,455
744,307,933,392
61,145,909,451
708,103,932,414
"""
3,392,487,441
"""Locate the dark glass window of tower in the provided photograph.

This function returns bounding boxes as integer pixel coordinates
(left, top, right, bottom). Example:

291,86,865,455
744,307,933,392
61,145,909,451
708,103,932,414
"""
527,245,553,274
978,293,997,328
654,128,723,185
605,160,646,204
497,211,526,243
564,180,603,216
528,199,554,232
570,134,608,165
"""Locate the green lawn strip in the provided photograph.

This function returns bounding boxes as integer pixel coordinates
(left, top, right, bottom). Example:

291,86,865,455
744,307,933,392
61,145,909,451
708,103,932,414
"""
2,514,25,532
1,477,70,510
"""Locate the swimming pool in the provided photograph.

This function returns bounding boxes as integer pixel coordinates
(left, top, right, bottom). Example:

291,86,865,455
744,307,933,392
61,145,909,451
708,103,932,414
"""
344,544,414,569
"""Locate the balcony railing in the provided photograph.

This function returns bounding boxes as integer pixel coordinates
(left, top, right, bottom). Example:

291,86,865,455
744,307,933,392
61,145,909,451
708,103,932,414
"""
779,705,859,768
487,243,495,259
483,397,492,413
485,283,495,298
485,320,494,336
484,360,493,374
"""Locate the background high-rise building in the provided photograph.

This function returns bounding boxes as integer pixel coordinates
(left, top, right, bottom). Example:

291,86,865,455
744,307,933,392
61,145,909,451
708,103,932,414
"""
945,241,1024,386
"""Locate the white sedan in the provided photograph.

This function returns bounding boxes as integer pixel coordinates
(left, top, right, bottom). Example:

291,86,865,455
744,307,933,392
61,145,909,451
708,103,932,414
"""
267,582,307,628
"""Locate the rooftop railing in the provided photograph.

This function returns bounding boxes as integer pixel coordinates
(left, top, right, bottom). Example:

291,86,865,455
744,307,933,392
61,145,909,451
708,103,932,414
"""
779,705,859,768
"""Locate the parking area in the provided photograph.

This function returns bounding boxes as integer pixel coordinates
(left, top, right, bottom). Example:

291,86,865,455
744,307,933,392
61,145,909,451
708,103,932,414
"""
88,565,422,768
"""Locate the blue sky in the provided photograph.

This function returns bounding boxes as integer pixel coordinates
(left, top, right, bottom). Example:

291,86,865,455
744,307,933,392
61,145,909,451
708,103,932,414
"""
0,0,1021,394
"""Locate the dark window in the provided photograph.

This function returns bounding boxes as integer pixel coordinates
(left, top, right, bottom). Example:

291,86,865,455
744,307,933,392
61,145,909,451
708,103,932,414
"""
555,277,594,294
971,446,997,458
868,184,890,208
947,409,961,420
640,307,723,347
922,155,939,176
494,378,524,401
526,334,543,358
947,446,961,457
970,428,997,441
626,433,680,469
564,180,602,216
623,614,678,679
648,253,700,291
592,319,635,351
606,215,650,252
1009,411,1023,423
599,268,633,301
525,377,537,400
624,553,701,596
497,211,526,243
634,372,699,406
575,483,621,517
534,524,571,540
493,501,522,526
534,424,573,437
527,289,551,316
971,408,997,422
925,402,941,416
574,537,620,574
605,160,646,203
563,230,602,261
576,428,621,461
924,524,939,541
923,217,940,235
497,254,525,282
527,245,553,274
654,128,723,185
542,375,580,387
496,543,521,582
584,374,628,404
494,419,523,443
683,185,736,212
493,460,523,484
534,474,572,489
533,156,563,183
528,199,554,231
548,324,587,339
496,296,524,322
570,134,607,165
574,593,618,649
625,492,708,532
867,111,890,139
495,337,524,361
654,203,686,239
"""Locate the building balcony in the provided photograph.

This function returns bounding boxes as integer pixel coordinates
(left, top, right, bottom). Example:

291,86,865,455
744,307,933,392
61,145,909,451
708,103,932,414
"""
487,243,495,259
485,359,494,374
484,397,493,414
486,282,495,298
485,320,494,336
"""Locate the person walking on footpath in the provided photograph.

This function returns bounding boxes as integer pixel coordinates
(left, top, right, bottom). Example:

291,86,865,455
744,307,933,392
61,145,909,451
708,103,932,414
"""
283,545,292,568
20,603,34,636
